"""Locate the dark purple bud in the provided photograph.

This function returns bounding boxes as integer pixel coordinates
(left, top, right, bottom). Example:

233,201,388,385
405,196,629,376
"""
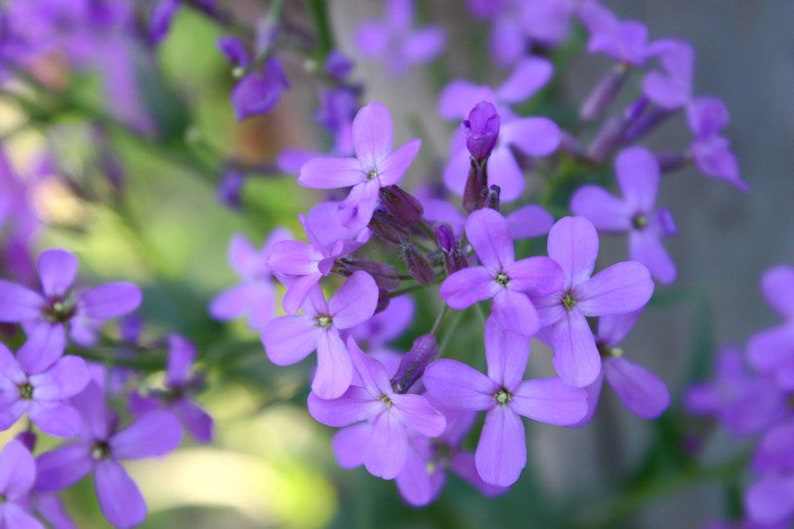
462,158,488,213
391,335,439,393
586,114,626,164
558,130,586,158
480,184,501,212
369,210,411,245
402,244,436,285
436,224,468,275
655,150,687,172
217,36,249,68
325,50,354,80
463,101,500,163
216,169,245,209
337,258,401,291
379,185,424,225
580,63,629,122
622,106,673,143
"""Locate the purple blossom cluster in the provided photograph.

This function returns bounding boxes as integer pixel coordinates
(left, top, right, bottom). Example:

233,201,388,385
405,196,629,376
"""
0,248,211,527
686,265,794,528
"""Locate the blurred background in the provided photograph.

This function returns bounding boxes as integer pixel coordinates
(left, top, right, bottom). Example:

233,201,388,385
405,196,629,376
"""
1,0,792,528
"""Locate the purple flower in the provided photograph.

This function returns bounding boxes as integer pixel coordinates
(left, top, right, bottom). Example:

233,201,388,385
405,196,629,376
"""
533,217,654,387
35,383,182,529
0,248,142,353
685,346,785,436
128,334,213,443
570,146,678,284
261,271,379,399
439,208,563,336
642,39,694,110
686,96,747,191
423,318,588,486
746,265,794,389
298,102,422,229
0,339,90,437
209,229,292,331
308,337,446,479
463,101,501,163
0,439,44,529
353,0,446,77
267,201,369,313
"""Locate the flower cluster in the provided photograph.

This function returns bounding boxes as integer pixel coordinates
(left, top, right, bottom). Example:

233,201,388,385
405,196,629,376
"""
0,0,756,526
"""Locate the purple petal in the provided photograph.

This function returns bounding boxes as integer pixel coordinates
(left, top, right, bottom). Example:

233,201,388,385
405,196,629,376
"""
0,280,43,322
439,266,500,309
0,439,35,498
352,102,393,168
547,216,599,286
28,401,83,438
331,422,370,468
1,504,45,529
268,239,323,274
506,204,554,239
402,27,446,64
466,208,514,271
501,117,560,157
0,343,23,384
492,289,540,336
597,311,642,347
747,324,794,375
354,22,389,58
505,256,563,295
761,265,794,319
745,475,794,525
35,443,94,492
94,459,146,529
550,311,602,387
261,315,320,365
396,439,444,507
79,282,142,320
484,317,530,389
484,145,525,201
16,323,66,374
569,185,631,232
111,410,182,460
451,451,508,497
38,249,78,298
30,355,90,401
171,398,213,443
629,230,677,284
328,271,378,329
165,334,195,387
615,146,659,211
338,179,380,229
313,330,354,399
686,96,729,137
577,261,654,315
496,57,553,103
476,406,525,486
438,81,497,120
217,36,248,67
308,386,379,427
347,337,392,395
366,412,409,479
441,148,471,196
604,356,670,419
511,378,588,425
226,233,259,277
376,138,421,187
70,383,109,440
423,359,497,410
298,156,364,189
391,393,446,437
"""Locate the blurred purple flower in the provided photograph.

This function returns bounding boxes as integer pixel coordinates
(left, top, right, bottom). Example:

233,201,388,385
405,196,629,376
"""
35,383,182,529
354,0,446,77
0,248,142,353
686,96,747,191
0,339,90,437
570,146,678,284
0,439,45,529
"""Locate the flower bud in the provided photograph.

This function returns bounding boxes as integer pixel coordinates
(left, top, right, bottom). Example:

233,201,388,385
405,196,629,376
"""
462,158,488,214
369,210,411,245
402,243,436,285
391,335,439,393
579,63,629,122
379,185,424,225
436,224,468,275
337,257,401,291
463,101,500,163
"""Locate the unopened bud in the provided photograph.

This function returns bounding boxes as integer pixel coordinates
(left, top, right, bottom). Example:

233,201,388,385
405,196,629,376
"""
463,101,500,163
380,185,424,225
338,257,401,291
436,224,468,275
403,244,436,285
369,209,411,245
462,158,488,213
580,63,629,122
391,335,439,393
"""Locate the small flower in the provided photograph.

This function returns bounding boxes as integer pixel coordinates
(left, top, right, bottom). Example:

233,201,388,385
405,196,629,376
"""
686,96,747,191
0,439,45,529
35,383,182,529
308,337,446,479
533,217,655,387
261,271,379,399
298,102,422,229
423,318,588,486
